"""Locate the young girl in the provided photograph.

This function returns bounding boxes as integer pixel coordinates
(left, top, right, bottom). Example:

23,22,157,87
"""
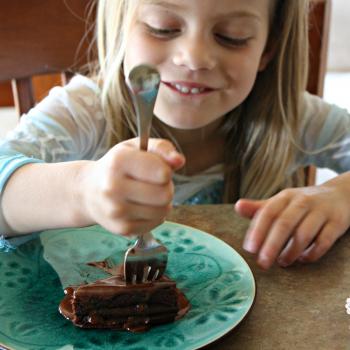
1,0,350,271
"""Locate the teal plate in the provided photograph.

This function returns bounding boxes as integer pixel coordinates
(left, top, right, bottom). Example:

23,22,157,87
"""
0,221,255,350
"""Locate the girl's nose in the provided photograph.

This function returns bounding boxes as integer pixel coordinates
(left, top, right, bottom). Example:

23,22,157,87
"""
172,35,216,71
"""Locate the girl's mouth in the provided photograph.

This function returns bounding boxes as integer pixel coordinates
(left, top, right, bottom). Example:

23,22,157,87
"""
162,81,214,96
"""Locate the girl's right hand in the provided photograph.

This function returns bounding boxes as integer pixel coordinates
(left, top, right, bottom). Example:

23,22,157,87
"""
77,138,185,235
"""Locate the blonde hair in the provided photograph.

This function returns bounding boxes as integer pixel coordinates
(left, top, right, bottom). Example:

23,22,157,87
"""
223,0,310,200
93,0,310,202
95,0,138,145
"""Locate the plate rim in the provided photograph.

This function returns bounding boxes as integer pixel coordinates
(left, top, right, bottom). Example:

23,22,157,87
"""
159,221,256,349
0,221,256,350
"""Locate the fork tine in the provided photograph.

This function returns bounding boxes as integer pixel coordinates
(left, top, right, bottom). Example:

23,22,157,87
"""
125,260,136,283
147,260,159,281
135,262,145,283
142,265,152,283
151,269,159,281
124,233,168,283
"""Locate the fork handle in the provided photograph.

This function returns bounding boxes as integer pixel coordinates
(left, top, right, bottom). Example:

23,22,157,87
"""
133,95,154,151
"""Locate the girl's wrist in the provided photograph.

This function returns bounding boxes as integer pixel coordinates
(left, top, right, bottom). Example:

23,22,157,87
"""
323,171,350,204
70,160,96,227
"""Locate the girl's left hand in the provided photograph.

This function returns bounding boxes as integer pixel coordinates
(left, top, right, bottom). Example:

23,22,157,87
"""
235,172,350,269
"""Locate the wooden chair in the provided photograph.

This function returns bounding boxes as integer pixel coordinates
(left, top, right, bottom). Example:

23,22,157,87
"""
0,0,331,114
0,0,95,117
0,0,331,185
0,0,331,115
306,0,332,185
307,0,331,97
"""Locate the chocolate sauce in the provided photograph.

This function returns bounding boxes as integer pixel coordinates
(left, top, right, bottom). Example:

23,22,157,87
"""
59,263,190,332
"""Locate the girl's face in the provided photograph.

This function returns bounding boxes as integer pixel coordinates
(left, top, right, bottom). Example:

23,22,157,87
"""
124,0,273,130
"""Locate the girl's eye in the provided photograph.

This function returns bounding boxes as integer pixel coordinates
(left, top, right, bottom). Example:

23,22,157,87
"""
145,24,180,38
215,34,250,48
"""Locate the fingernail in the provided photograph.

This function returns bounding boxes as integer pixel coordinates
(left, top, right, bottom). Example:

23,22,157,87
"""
277,258,289,267
243,238,258,254
298,256,307,263
169,151,179,158
257,254,271,269
169,152,185,166
169,151,183,160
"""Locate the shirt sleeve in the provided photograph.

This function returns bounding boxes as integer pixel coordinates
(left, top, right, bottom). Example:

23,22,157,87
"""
0,75,110,194
297,92,350,173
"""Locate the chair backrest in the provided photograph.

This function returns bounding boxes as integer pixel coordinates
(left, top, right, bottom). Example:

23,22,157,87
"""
306,0,331,185
0,0,331,115
307,0,331,97
0,0,95,116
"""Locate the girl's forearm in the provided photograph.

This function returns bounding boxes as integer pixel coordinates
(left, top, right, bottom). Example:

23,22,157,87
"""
1,161,93,236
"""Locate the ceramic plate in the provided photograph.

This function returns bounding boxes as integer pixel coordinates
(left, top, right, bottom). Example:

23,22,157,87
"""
0,221,255,350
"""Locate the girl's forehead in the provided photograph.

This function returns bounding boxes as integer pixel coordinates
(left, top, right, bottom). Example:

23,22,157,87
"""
138,0,271,20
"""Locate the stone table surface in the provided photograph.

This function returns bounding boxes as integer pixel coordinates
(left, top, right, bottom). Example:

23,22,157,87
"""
167,205,350,350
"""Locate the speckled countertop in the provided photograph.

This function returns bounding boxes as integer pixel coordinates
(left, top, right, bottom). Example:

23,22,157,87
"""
167,205,350,350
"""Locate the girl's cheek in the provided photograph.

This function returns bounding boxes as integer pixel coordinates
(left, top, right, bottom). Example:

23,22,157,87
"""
124,33,167,73
224,54,257,80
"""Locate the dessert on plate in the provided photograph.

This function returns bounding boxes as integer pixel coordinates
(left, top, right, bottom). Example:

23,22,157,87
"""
59,262,190,332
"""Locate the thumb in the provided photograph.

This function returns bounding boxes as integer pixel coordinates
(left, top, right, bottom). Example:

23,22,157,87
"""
121,137,185,170
147,138,186,171
234,198,266,219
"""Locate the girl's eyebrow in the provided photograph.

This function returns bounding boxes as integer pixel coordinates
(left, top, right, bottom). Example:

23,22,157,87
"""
213,11,262,23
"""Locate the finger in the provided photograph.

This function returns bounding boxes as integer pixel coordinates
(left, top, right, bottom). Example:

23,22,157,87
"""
111,146,173,184
114,177,174,207
235,199,266,219
121,138,185,170
257,200,309,269
107,218,166,236
298,222,343,263
147,139,186,170
243,195,290,255
106,200,172,222
277,211,326,267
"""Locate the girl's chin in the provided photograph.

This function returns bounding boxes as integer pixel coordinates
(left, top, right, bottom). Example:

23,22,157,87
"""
155,115,210,130
154,108,220,130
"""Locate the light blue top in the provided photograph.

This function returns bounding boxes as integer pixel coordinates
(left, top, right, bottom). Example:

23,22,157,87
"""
1,75,350,232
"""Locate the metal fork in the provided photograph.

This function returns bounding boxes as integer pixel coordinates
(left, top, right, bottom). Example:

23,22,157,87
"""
123,64,168,284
